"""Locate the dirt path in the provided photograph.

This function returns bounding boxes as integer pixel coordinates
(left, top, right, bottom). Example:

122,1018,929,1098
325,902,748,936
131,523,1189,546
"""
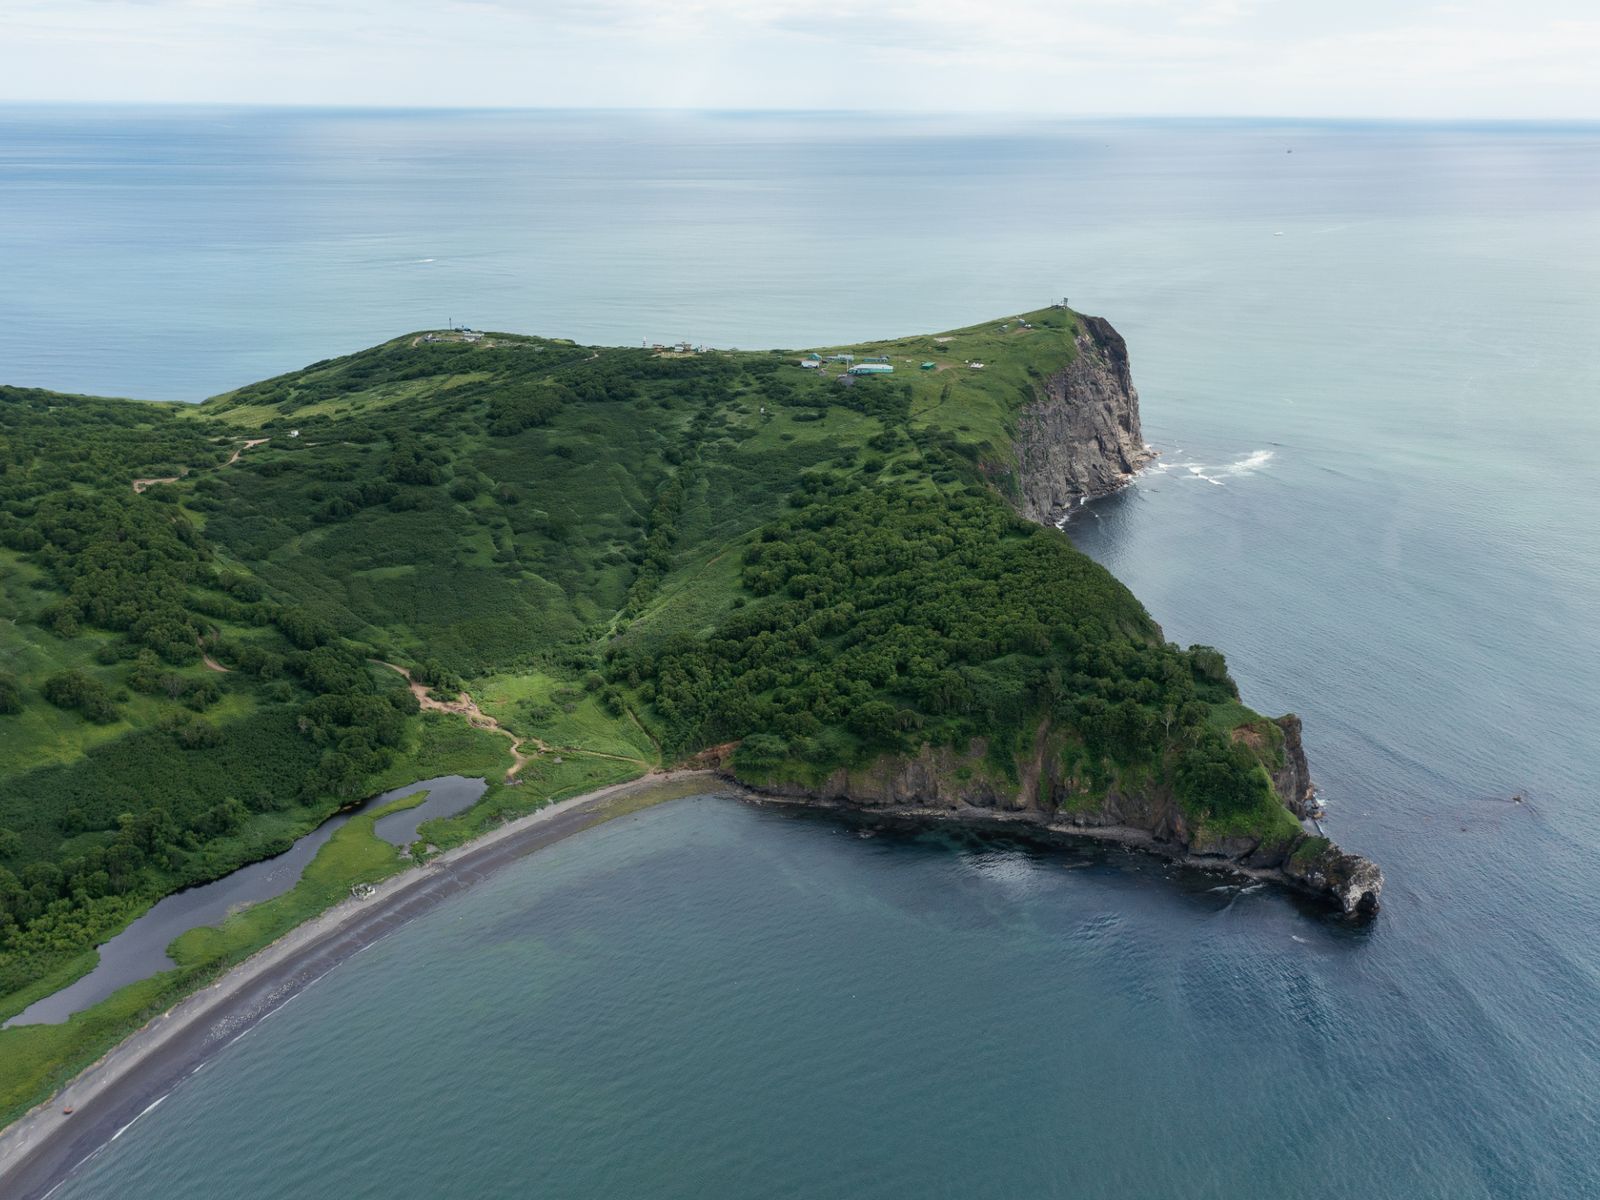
376,663,652,780
225,438,269,466
130,473,183,494
378,663,530,779
132,437,268,494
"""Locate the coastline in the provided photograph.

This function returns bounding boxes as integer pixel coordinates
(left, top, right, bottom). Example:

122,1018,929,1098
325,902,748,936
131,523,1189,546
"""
738,787,1337,904
0,769,722,1200
0,767,1367,1197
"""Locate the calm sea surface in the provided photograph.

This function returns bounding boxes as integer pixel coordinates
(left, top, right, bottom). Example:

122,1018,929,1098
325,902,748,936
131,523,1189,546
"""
6,109,1599,1198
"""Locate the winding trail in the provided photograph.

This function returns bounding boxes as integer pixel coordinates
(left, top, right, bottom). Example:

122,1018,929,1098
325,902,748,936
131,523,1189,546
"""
129,432,658,779
376,663,653,781
379,663,531,779
131,436,269,494
130,473,182,495
224,438,269,466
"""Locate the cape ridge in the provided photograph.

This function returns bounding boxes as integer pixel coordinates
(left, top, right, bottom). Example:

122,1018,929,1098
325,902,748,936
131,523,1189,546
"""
0,304,1381,1148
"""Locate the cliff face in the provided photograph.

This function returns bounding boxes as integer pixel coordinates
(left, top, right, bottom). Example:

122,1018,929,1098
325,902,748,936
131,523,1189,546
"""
1269,714,1315,818
728,311,1385,917
738,728,1384,916
1015,316,1156,524
730,313,1384,914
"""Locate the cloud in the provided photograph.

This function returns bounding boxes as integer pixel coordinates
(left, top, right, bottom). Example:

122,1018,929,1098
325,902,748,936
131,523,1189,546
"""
0,0,1597,116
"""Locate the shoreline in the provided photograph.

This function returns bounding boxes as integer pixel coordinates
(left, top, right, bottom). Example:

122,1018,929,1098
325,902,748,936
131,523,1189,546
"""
0,769,722,1200
737,787,1324,898
0,770,1363,1197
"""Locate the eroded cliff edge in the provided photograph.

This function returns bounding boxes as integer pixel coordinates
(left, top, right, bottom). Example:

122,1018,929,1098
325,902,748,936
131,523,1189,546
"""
730,715,1381,916
730,313,1383,916
1014,315,1156,524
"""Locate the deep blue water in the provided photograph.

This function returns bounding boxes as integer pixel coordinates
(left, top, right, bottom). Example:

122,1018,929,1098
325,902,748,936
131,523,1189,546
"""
6,109,1599,1197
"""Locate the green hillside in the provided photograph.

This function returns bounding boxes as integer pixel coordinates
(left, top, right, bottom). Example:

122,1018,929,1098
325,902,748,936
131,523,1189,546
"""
0,308,1300,1118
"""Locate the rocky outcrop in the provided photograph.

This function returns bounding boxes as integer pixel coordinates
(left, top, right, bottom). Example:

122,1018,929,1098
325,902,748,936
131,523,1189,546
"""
1282,840,1384,918
1270,714,1315,818
726,312,1385,916
1015,316,1156,524
733,730,1384,917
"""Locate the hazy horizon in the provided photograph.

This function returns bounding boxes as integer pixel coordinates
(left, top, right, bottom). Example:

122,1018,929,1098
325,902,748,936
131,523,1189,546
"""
4,101,1599,131
5,1,1599,120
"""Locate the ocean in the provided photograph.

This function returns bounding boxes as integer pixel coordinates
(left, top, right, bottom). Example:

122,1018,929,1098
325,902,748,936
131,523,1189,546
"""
5,109,1599,1198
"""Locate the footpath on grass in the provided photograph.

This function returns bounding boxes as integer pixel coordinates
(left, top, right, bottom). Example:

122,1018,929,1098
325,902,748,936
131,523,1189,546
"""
378,662,652,780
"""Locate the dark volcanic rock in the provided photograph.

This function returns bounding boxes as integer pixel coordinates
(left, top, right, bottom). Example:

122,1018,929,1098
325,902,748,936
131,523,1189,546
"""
1015,315,1156,523
1272,714,1316,818
733,724,1384,917
1283,840,1385,916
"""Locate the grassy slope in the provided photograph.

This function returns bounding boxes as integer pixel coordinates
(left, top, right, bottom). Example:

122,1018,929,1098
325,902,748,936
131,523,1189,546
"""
0,306,1298,1124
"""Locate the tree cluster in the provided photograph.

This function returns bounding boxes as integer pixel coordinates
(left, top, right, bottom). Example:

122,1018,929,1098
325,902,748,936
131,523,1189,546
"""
612,483,1276,820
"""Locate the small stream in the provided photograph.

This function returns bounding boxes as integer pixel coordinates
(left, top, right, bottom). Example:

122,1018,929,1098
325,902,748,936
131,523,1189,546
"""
5,776,485,1028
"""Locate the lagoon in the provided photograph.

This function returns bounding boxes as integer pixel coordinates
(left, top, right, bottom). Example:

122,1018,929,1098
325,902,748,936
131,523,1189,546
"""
5,777,484,1028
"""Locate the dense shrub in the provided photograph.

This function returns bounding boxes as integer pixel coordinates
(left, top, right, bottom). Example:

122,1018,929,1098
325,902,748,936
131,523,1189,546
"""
41,670,119,723
0,673,21,715
614,483,1259,814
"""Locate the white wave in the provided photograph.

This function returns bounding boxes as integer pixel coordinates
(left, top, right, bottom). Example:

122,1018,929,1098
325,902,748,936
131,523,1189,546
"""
111,1094,169,1142
1176,449,1273,487
1181,465,1225,487
1224,449,1274,475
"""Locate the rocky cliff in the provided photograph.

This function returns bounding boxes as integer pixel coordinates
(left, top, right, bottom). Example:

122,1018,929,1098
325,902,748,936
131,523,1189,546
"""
1269,714,1315,818
727,315,1386,917
1015,315,1156,524
734,726,1383,916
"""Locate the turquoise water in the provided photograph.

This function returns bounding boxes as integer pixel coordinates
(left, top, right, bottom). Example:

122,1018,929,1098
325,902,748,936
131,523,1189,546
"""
7,110,1600,1196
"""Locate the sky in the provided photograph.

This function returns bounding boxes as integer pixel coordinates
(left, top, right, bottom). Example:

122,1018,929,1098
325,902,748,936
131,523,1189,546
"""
3,0,1598,118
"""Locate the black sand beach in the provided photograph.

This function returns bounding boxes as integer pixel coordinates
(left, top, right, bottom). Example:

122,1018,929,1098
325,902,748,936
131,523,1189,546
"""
0,772,720,1200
